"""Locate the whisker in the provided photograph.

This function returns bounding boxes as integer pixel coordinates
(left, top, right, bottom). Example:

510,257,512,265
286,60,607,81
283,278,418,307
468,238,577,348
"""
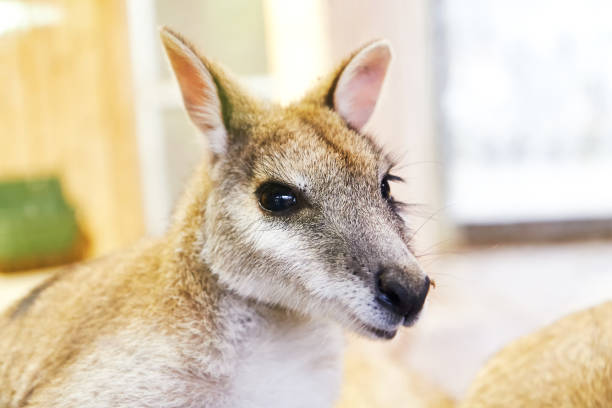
408,206,449,243
390,160,445,172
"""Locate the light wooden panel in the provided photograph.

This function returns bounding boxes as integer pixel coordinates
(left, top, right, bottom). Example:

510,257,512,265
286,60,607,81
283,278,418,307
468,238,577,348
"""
0,0,144,257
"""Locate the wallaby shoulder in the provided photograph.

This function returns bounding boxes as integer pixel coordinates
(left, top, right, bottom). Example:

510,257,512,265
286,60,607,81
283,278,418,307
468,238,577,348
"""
0,237,225,407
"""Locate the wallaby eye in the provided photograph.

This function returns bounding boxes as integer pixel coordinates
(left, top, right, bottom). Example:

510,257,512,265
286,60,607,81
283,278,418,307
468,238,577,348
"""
381,176,391,200
257,183,298,213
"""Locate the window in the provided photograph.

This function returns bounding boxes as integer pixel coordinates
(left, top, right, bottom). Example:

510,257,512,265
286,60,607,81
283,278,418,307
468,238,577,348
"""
435,0,612,227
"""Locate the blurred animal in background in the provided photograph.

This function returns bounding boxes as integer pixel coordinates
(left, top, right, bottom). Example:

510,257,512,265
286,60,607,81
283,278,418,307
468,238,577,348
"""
462,300,612,408
0,27,430,407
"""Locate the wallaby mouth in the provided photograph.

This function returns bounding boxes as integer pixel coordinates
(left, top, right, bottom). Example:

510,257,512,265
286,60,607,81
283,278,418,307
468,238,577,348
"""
363,323,399,340
351,315,403,340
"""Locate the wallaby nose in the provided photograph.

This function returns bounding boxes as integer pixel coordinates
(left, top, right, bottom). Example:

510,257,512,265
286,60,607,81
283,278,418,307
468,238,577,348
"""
375,270,430,319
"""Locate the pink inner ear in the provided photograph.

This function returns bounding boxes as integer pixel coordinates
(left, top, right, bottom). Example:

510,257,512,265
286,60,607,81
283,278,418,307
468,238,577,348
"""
172,53,209,112
334,43,391,130
161,30,228,155
166,49,219,132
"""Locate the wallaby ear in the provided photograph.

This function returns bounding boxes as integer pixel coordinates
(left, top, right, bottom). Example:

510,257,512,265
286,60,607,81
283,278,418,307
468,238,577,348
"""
160,27,228,156
333,40,392,130
305,40,392,131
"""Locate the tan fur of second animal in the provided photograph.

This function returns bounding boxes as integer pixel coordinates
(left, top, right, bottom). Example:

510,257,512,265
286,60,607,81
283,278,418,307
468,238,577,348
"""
462,301,612,407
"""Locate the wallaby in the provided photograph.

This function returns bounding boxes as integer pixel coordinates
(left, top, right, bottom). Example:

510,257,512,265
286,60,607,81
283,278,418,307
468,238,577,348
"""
0,27,430,407
462,300,612,407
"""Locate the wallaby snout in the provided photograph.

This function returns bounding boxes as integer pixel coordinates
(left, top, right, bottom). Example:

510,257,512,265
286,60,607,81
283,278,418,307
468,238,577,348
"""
375,269,429,326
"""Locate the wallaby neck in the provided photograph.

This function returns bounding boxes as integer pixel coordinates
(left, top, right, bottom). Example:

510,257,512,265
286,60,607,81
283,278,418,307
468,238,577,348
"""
161,161,219,302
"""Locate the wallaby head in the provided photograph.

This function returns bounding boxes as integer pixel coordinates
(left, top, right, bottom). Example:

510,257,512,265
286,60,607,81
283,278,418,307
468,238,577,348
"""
160,27,430,339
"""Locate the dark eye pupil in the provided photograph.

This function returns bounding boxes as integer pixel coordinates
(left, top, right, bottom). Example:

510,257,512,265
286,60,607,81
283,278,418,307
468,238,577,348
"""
258,183,298,213
381,177,391,200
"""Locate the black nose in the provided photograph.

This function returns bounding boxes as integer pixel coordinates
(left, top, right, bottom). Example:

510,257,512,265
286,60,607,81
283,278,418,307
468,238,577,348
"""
375,270,430,319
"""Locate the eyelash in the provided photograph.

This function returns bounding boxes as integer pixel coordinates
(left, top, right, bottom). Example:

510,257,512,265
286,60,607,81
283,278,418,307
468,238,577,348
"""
383,173,408,213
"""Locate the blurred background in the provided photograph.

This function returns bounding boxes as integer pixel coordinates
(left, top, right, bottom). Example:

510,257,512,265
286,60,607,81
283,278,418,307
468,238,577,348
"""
1,0,611,406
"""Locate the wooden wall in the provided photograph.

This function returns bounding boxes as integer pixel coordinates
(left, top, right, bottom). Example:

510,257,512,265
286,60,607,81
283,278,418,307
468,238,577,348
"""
0,0,144,256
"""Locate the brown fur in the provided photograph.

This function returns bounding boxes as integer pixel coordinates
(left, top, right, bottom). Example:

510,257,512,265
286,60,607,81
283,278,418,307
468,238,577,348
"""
0,232,214,405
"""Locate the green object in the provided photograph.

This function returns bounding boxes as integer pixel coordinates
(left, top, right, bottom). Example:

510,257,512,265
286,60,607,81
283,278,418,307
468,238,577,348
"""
0,177,82,270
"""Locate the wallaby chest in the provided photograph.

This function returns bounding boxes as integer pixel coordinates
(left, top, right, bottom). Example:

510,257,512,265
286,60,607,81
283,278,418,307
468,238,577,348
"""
228,316,344,408
36,300,344,408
